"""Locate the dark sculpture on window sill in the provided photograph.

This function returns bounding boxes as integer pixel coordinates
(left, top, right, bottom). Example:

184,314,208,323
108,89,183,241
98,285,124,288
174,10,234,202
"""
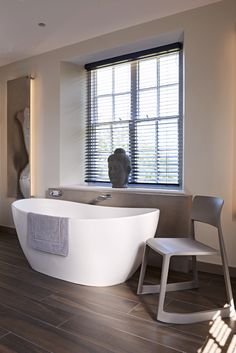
108,148,131,188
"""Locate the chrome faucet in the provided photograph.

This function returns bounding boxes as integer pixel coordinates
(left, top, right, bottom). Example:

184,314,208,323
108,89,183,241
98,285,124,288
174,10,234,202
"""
48,189,63,198
90,193,112,205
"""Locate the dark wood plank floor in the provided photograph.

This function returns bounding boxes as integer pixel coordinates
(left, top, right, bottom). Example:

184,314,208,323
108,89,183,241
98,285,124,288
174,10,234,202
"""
0,232,236,353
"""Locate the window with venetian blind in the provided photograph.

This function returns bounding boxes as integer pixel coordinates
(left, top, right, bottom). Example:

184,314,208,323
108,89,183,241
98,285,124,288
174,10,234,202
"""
85,42,183,187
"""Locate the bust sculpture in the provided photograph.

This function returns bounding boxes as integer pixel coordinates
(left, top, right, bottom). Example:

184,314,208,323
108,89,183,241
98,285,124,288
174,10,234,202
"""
108,148,131,188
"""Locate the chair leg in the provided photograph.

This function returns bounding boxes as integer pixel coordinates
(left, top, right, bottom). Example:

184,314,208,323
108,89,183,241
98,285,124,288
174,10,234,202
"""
218,227,235,314
192,255,199,287
157,255,170,322
220,251,235,313
137,244,150,295
223,267,235,313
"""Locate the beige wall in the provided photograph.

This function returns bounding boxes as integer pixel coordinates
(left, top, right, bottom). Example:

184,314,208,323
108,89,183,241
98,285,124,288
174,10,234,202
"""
0,0,236,266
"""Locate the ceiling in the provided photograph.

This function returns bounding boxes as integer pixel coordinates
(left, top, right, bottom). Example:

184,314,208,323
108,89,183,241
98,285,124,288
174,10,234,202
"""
0,0,221,67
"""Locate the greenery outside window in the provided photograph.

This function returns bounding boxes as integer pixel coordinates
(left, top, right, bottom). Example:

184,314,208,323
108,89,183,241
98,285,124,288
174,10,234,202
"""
85,42,183,188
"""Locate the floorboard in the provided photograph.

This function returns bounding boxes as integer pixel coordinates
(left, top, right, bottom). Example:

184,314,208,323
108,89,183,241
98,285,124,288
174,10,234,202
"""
0,333,51,353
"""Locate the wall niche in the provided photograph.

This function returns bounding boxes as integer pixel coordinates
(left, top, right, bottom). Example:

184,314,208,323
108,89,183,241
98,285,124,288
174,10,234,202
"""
7,76,31,199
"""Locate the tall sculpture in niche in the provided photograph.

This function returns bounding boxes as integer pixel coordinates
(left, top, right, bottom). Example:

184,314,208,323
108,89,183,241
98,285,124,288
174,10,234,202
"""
7,76,31,198
15,107,30,198
108,148,131,188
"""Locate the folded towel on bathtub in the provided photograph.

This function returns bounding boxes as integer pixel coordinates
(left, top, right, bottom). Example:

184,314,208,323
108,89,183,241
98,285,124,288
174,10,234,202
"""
27,213,69,256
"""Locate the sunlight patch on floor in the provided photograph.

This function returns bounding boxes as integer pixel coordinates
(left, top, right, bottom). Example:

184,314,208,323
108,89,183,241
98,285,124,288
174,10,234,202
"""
198,315,236,353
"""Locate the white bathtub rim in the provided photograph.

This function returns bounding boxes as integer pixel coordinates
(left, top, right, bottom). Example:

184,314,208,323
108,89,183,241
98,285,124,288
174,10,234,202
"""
12,198,159,221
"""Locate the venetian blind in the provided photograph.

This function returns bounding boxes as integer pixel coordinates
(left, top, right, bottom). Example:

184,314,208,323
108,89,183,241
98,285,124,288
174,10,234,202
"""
85,43,183,187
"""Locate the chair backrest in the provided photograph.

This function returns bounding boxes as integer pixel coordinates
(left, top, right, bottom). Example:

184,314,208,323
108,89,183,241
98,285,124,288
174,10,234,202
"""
191,195,224,228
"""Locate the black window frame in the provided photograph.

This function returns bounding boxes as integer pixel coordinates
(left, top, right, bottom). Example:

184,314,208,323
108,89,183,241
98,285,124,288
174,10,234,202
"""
85,42,183,189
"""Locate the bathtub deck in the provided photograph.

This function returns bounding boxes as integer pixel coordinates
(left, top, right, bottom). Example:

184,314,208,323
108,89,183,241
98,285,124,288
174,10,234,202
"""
0,232,235,353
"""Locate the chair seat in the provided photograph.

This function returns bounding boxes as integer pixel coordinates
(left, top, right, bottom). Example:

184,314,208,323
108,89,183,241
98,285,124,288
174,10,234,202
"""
147,237,218,256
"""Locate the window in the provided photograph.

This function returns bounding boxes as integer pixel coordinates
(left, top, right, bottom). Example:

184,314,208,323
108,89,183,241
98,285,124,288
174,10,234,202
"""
85,43,183,188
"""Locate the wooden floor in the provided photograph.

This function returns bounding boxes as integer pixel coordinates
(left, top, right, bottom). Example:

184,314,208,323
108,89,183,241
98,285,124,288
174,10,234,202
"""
0,233,236,353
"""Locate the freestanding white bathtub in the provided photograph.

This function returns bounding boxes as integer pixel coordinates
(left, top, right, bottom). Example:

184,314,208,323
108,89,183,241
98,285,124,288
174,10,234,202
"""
11,198,160,286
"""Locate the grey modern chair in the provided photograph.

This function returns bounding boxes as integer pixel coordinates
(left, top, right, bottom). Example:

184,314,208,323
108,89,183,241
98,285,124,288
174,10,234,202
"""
137,195,235,324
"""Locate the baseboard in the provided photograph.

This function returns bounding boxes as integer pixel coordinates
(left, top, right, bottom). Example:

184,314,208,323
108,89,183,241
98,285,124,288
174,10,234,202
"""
0,225,17,235
196,261,236,278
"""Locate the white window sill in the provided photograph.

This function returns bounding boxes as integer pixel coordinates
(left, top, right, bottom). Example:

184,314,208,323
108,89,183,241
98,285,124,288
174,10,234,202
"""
58,184,190,197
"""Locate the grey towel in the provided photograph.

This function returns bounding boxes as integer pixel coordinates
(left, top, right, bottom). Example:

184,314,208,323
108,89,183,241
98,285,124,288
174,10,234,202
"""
27,213,69,256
